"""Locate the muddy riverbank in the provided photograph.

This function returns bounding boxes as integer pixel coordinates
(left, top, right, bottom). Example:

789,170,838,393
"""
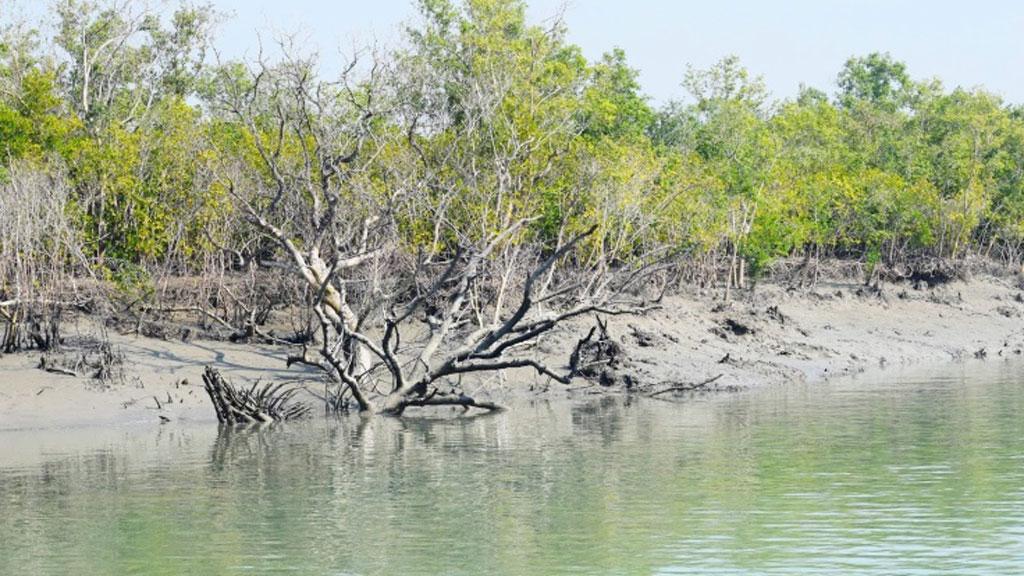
2,273,1023,430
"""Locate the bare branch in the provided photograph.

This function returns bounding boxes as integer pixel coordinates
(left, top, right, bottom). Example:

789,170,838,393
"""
649,374,724,398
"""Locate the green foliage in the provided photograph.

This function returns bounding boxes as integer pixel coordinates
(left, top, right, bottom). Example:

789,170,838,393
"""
0,69,74,172
4,0,1024,292
837,52,913,111
101,257,155,300
582,48,653,140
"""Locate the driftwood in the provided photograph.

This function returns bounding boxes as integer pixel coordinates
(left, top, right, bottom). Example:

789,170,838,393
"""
38,356,77,377
649,374,724,398
201,366,310,424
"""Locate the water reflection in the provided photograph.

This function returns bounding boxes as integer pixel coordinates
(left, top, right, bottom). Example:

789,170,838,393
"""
2,361,1024,574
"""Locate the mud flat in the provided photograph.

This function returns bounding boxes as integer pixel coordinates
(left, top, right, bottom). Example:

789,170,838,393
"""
2,274,1024,430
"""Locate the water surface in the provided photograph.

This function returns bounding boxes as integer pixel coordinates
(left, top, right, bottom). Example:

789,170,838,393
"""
2,362,1024,574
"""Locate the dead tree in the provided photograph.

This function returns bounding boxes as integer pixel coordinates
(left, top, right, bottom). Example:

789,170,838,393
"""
373,224,632,415
0,165,90,353
205,43,657,416
206,44,394,411
278,220,656,415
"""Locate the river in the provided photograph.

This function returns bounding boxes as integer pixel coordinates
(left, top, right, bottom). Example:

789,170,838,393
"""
2,361,1023,574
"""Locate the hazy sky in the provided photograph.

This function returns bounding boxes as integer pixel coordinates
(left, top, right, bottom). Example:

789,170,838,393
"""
23,0,1024,105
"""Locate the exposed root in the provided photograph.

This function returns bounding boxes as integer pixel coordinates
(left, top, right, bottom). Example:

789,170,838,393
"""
2,306,63,354
201,366,311,424
876,257,965,288
37,357,77,377
569,317,637,388
36,331,125,384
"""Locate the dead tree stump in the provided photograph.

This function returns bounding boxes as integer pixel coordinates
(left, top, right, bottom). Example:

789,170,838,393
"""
201,366,310,424
569,317,637,388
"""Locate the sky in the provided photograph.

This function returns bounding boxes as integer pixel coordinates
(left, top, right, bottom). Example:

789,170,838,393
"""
14,0,1024,105
206,0,1024,105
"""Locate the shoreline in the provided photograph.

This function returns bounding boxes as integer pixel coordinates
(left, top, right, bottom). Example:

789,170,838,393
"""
2,273,1023,431
573,274,1024,396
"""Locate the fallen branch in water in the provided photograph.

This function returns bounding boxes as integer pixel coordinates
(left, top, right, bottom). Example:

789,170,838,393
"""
389,390,504,416
648,374,723,398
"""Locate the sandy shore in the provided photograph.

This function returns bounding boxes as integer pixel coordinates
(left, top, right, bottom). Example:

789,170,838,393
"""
2,273,1023,430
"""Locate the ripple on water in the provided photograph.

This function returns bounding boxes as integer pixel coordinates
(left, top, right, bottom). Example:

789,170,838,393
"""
3,361,1024,574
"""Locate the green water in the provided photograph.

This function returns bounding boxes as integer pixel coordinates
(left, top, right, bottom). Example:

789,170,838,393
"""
3,362,1024,575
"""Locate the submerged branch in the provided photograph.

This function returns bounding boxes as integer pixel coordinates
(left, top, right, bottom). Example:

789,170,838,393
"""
388,389,504,416
648,374,724,398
